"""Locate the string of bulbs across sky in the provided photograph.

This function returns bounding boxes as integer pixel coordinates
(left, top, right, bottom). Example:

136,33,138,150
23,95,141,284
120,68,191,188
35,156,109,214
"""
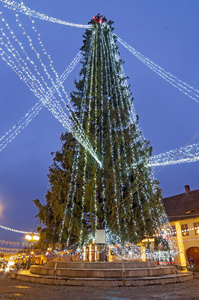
0,1,199,239
0,0,199,168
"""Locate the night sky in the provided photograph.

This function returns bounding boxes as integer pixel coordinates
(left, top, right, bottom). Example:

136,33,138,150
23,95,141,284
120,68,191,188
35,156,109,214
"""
0,0,199,244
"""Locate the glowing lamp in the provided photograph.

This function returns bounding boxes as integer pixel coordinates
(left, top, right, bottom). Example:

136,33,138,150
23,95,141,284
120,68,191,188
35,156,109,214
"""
25,234,32,241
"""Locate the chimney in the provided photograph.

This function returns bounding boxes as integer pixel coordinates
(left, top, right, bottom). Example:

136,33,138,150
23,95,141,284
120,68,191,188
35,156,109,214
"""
184,185,190,193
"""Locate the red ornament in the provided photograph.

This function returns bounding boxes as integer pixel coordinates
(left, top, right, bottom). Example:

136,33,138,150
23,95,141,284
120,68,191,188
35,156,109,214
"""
93,16,105,24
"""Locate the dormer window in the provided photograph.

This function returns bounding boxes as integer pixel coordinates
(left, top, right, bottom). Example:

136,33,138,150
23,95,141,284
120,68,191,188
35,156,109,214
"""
186,209,197,214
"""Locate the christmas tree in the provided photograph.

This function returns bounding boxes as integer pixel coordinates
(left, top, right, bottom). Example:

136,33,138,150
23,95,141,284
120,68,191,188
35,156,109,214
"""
34,15,166,250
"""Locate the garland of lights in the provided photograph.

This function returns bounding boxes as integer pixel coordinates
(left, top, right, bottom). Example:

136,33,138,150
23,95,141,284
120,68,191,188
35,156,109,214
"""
0,101,43,153
101,30,127,241
1,4,199,169
117,36,199,103
64,32,96,248
0,224,37,234
102,30,122,241
66,52,95,246
0,0,92,28
2,2,199,169
0,9,195,255
79,31,97,246
149,140,199,167
0,51,82,153
94,28,98,231
114,33,161,239
99,29,108,234
0,9,102,167
0,247,22,252
106,30,144,237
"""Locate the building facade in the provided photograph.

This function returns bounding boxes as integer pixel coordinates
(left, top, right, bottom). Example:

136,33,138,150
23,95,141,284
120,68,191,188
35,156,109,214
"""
163,185,199,266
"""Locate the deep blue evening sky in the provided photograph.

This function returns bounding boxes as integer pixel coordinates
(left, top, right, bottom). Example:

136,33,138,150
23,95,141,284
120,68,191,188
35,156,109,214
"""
0,0,199,243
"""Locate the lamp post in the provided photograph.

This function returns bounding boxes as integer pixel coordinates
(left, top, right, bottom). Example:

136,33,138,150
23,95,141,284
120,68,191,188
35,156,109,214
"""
25,234,40,269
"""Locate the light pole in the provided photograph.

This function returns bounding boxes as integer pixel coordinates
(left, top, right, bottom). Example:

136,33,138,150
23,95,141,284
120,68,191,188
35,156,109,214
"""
25,234,40,269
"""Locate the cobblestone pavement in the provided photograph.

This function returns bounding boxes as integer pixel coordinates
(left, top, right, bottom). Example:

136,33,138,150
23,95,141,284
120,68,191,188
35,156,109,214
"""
0,272,198,300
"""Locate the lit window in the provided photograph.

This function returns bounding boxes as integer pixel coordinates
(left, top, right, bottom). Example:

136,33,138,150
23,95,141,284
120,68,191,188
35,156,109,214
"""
181,224,189,236
194,222,199,235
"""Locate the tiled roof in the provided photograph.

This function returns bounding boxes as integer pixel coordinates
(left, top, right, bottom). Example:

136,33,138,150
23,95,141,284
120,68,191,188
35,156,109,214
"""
162,189,199,221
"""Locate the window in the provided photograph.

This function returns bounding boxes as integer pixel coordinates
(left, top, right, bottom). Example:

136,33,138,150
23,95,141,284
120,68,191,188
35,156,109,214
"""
181,224,189,236
194,223,199,235
171,225,176,237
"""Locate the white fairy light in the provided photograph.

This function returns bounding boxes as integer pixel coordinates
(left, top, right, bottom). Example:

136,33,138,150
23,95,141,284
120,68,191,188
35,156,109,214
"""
0,101,43,152
101,29,127,237
79,31,96,245
0,0,91,28
117,36,199,103
66,32,96,248
101,30,122,240
99,29,107,231
149,141,199,167
0,224,38,235
0,11,102,167
94,28,99,231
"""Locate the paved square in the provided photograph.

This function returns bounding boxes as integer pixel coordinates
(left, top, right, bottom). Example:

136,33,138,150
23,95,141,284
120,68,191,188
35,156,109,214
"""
0,272,198,299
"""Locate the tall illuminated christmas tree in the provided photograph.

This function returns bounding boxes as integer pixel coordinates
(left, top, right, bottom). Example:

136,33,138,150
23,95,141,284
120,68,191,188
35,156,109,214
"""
34,15,166,250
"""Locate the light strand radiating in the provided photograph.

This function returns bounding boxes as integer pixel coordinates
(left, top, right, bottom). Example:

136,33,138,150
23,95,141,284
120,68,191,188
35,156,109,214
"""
117,36,199,103
0,9,102,166
0,0,91,28
150,140,199,167
0,224,37,234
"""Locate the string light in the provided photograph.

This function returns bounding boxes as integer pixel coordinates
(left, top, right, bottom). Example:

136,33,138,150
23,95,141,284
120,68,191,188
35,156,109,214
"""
65,32,96,248
0,239,20,246
79,30,96,245
0,102,43,152
102,32,122,240
0,0,92,28
117,36,199,103
0,246,22,252
0,224,38,235
0,10,102,167
56,22,179,253
0,51,82,153
150,140,199,167
102,29,127,239
0,11,186,256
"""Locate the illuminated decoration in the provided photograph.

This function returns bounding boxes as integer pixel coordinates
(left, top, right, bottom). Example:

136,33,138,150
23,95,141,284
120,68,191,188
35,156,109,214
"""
0,5,102,166
0,247,21,252
149,140,199,167
0,224,37,235
0,51,82,152
33,15,179,260
175,222,187,266
0,101,43,153
3,4,198,257
0,239,19,246
25,234,40,241
0,0,91,28
0,3,199,169
117,36,199,103
140,243,146,262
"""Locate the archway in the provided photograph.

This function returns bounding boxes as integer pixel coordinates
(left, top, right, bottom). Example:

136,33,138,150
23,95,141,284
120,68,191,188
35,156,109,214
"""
187,247,199,265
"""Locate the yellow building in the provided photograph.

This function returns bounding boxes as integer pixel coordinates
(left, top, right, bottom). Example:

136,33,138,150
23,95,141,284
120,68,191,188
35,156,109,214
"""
163,185,199,267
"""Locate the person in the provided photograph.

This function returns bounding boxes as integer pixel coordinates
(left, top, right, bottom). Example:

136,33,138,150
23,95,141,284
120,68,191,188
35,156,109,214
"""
189,256,194,266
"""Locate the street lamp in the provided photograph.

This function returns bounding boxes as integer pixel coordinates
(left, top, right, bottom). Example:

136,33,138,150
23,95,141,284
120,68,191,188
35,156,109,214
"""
25,234,40,268
25,234,40,242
